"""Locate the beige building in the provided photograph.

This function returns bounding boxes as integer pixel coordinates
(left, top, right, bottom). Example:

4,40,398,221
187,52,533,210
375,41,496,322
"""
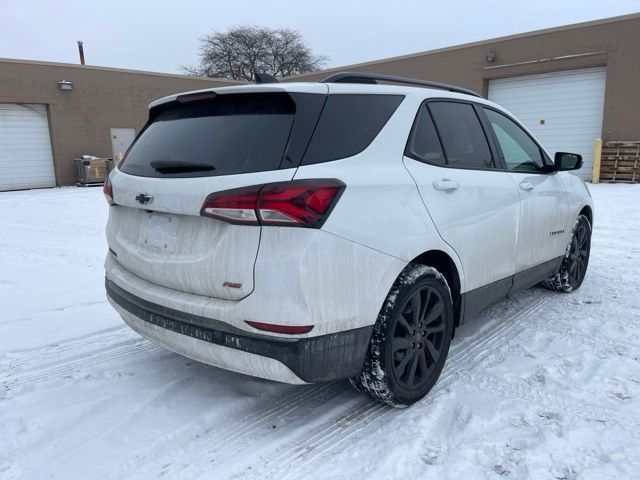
0,59,234,190
1,13,638,189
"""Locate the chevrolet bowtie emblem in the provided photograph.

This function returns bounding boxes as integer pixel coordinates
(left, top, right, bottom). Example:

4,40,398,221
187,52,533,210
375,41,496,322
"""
135,193,154,205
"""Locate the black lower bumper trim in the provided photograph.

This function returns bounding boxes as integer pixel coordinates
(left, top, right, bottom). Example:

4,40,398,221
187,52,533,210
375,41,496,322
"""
106,279,373,383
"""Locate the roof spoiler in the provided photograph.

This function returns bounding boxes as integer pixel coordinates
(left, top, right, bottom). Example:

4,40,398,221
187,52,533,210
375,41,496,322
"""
322,72,482,98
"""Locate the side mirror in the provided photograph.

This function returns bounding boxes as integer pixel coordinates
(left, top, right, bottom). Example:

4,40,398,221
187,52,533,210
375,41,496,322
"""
555,152,583,171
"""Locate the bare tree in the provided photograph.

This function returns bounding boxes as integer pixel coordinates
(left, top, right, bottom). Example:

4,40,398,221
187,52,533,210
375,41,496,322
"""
182,25,327,81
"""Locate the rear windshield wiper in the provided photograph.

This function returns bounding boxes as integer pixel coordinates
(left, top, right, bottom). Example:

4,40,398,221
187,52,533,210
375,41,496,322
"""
150,160,216,173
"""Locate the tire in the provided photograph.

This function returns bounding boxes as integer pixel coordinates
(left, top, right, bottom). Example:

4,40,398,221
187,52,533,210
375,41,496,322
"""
541,214,591,292
351,264,454,407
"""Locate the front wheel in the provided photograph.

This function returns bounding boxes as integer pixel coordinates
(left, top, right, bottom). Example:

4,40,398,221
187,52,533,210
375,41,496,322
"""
541,214,591,292
351,264,454,407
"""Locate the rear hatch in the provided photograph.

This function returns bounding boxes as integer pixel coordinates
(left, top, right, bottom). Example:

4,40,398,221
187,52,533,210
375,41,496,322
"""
106,85,327,300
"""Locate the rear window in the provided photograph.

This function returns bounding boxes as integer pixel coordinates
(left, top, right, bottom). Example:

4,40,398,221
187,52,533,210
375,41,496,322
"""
302,94,404,165
119,93,296,178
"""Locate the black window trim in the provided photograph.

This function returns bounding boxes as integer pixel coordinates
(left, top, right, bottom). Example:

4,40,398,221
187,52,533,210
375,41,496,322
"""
479,105,556,176
403,101,446,167
404,98,505,172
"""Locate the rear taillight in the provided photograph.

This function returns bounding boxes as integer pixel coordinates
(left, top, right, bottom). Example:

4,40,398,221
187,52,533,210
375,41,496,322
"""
200,185,261,224
103,176,114,205
200,179,345,228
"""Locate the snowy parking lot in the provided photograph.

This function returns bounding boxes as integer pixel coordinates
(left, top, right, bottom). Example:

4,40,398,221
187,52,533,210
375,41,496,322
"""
1,184,639,479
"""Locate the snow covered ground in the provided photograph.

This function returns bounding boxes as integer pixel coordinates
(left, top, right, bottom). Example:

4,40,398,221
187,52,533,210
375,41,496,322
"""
1,184,639,480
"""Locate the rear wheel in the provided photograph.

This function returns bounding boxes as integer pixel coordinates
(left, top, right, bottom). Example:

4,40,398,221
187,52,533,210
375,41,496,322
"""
351,264,453,407
541,214,591,292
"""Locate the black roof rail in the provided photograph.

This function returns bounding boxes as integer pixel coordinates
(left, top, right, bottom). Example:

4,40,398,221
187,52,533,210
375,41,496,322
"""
322,72,482,98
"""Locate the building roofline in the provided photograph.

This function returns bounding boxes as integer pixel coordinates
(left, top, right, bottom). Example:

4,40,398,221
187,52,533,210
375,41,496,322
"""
289,11,640,79
0,57,244,84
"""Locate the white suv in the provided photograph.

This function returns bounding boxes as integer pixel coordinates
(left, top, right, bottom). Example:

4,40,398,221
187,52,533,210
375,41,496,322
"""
104,72,593,407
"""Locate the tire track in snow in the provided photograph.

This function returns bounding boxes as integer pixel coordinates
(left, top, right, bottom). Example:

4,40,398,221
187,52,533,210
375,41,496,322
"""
160,291,554,480
462,371,640,438
535,321,640,359
2,337,158,389
269,289,640,480
1,326,131,374
126,293,547,480
238,292,555,480
123,381,352,480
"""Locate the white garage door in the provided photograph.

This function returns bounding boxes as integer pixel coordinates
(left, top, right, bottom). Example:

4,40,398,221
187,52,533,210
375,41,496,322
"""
488,67,606,179
0,103,56,191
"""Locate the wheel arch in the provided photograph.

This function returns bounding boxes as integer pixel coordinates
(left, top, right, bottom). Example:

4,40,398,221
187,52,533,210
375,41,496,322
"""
410,250,463,330
579,205,593,226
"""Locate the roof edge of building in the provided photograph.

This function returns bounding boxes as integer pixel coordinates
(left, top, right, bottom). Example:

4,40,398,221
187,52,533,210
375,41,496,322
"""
289,11,640,79
0,57,244,84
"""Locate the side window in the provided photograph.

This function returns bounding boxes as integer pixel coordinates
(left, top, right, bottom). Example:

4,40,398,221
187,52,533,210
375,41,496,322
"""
484,108,545,172
302,94,404,165
428,102,494,169
405,105,446,165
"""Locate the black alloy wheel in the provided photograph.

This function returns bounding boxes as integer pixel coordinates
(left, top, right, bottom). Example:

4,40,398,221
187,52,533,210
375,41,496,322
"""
567,219,590,287
541,214,591,292
391,286,447,390
352,264,453,407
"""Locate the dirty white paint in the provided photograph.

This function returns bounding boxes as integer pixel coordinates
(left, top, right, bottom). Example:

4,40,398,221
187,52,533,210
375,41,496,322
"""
106,224,406,341
292,90,466,288
404,157,521,290
294,86,592,293
111,302,306,384
107,206,261,300
253,227,406,333
506,172,569,270
107,167,298,300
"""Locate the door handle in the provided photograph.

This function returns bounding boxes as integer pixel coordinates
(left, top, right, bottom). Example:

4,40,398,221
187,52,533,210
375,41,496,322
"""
519,182,535,191
433,179,459,192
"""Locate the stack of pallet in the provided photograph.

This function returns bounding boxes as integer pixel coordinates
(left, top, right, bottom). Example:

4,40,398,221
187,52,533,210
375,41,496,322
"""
599,141,640,183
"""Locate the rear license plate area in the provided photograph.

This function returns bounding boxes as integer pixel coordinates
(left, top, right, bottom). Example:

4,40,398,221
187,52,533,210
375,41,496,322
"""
140,212,179,253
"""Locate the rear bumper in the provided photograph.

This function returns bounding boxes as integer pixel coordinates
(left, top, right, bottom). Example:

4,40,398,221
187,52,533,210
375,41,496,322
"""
106,279,373,383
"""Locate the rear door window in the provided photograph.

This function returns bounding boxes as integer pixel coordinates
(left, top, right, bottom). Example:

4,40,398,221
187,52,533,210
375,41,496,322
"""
120,93,298,178
302,94,404,165
405,105,446,165
428,102,495,169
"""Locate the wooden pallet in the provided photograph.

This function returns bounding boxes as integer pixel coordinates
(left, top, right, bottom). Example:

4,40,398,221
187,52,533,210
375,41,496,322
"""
600,141,640,183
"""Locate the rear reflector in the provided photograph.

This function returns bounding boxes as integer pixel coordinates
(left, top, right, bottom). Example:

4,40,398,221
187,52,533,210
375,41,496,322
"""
103,176,114,205
200,179,345,228
245,321,314,335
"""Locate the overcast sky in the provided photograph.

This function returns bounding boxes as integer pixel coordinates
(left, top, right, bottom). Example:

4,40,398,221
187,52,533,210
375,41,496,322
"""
1,0,639,75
